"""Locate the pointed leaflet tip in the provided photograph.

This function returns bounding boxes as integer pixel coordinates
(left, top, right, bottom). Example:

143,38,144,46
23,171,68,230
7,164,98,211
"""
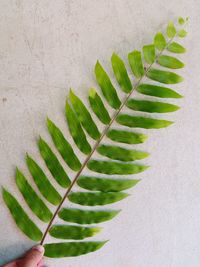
69,88,75,97
89,88,97,98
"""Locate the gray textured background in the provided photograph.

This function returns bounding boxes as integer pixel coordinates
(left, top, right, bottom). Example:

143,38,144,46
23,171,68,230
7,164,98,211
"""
0,0,200,266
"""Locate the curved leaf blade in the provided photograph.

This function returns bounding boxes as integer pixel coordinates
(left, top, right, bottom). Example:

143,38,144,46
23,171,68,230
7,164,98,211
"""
154,32,166,51
111,53,132,93
143,44,156,64
137,83,183,98
167,21,176,38
16,169,52,222
87,160,148,175
128,50,144,78
89,88,111,125
107,129,148,144
38,137,70,188
97,144,149,161
117,114,173,129
157,55,184,69
167,42,186,54
2,188,42,241
47,118,81,171
95,61,121,109
126,99,179,113
68,192,129,206
65,101,91,155
59,208,120,224
69,90,100,140
77,176,140,192
49,225,101,240
26,155,62,205
146,68,183,84
44,241,107,258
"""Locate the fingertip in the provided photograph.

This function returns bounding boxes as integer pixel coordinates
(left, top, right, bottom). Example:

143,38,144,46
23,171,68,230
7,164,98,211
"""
32,245,45,254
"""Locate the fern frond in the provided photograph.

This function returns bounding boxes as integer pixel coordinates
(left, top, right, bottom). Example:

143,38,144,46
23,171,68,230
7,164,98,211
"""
2,17,188,259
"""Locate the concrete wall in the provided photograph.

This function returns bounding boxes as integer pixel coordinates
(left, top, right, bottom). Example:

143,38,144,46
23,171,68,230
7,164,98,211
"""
0,0,200,266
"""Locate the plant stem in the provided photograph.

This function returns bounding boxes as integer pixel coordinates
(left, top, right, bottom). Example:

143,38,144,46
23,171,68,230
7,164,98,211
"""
40,35,176,245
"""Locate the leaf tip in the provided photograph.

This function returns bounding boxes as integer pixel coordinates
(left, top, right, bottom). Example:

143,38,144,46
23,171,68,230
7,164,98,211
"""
89,88,96,98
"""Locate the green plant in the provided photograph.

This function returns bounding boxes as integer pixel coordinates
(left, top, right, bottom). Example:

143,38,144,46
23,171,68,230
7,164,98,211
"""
2,17,188,258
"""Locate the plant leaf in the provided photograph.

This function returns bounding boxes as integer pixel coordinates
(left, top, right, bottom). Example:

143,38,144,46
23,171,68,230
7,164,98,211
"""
154,32,166,51
44,241,107,258
126,99,179,113
143,44,156,64
157,55,184,69
107,129,148,144
59,208,120,224
68,192,129,206
178,29,187,38
167,21,176,38
49,225,101,240
117,114,173,129
178,17,185,25
26,155,62,205
38,137,71,188
2,188,42,241
137,83,183,98
77,176,140,192
146,68,183,84
87,160,148,175
97,144,149,161
69,90,100,140
47,118,81,171
16,168,52,222
128,50,144,78
95,61,121,109
89,88,111,124
111,53,132,93
65,101,91,154
167,42,186,53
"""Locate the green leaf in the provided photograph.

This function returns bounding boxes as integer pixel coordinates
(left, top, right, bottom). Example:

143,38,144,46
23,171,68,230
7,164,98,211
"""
26,155,62,205
147,68,183,84
126,99,179,113
87,160,148,175
47,118,81,171
69,90,100,140
89,88,111,125
77,176,140,192
68,192,129,206
44,241,107,258
65,101,91,155
157,55,184,69
59,208,120,224
167,21,176,38
143,44,156,64
178,17,185,25
137,83,183,98
111,53,132,93
154,32,166,51
167,42,186,53
2,188,42,241
128,50,144,78
107,129,148,144
178,29,187,38
49,225,101,240
16,168,52,222
97,144,149,161
38,137,71,188
95,61,121,109
117,114,173,129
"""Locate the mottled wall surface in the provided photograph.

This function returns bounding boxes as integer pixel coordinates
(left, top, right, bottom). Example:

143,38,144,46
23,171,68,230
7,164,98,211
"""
0,1,200,266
